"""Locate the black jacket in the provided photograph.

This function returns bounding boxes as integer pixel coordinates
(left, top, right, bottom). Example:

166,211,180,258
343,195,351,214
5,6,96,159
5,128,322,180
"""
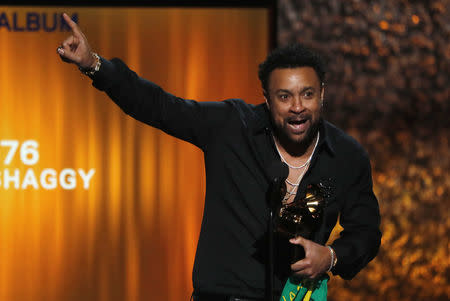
92,57,381,298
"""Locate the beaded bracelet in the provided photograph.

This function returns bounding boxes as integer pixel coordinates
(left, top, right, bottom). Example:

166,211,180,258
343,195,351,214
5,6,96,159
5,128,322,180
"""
79,52,101,77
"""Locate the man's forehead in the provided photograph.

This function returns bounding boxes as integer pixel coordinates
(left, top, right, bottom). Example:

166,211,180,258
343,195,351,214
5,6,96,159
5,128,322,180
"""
268,67,321,89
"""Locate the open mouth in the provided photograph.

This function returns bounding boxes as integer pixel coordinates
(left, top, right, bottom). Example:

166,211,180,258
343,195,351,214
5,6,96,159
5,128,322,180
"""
288,119,307,126
287,118,309,132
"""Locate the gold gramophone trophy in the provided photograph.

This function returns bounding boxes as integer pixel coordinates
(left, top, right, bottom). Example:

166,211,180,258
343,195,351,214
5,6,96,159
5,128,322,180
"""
275,182,331,262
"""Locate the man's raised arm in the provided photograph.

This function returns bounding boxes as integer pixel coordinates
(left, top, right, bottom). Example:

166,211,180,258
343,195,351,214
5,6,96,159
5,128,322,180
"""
56,13,232,149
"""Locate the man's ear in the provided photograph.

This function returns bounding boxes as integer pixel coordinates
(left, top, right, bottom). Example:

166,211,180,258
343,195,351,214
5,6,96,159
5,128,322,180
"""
263,91,270,109
320,83,325,105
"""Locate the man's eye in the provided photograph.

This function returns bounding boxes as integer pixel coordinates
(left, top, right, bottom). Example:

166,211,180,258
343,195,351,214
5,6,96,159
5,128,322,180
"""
280,94,289,99
303,91,314,98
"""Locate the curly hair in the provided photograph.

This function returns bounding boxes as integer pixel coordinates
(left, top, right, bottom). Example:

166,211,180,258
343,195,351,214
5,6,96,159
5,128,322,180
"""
258,44,326,93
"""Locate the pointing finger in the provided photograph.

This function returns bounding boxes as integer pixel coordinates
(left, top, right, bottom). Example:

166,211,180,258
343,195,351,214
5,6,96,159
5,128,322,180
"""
62,13,81,36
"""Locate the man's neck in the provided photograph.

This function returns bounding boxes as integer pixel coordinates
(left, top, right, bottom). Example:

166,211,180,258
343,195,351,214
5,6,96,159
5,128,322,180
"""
273,129,319,159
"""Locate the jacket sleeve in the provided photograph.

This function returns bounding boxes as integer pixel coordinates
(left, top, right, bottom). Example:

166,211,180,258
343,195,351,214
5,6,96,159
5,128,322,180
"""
330,152,382,279
90,57,232,150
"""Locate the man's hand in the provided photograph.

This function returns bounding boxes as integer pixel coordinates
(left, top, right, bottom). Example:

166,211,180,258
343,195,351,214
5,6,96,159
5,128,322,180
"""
57,13,96,69
289,236,331,279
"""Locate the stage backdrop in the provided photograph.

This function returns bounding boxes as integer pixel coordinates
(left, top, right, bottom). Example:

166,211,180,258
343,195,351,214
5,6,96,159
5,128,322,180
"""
0,6,268,301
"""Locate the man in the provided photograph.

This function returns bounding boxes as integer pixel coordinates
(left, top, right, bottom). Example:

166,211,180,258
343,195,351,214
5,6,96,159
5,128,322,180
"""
57,13,381,300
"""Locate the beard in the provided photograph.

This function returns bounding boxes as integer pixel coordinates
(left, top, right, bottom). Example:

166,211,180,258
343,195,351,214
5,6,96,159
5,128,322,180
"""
272,113,321,156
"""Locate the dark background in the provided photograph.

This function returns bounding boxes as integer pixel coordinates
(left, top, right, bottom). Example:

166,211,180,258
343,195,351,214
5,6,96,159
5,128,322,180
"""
278,1,449,300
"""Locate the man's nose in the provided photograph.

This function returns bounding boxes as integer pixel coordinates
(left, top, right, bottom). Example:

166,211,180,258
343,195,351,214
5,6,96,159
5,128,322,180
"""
290,97,304,113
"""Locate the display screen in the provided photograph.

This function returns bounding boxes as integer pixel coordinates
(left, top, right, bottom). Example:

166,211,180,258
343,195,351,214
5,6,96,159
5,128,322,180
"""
0,6,269,301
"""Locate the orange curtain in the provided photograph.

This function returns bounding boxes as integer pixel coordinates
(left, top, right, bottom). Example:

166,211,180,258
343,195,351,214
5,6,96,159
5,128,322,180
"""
0,7,268,301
